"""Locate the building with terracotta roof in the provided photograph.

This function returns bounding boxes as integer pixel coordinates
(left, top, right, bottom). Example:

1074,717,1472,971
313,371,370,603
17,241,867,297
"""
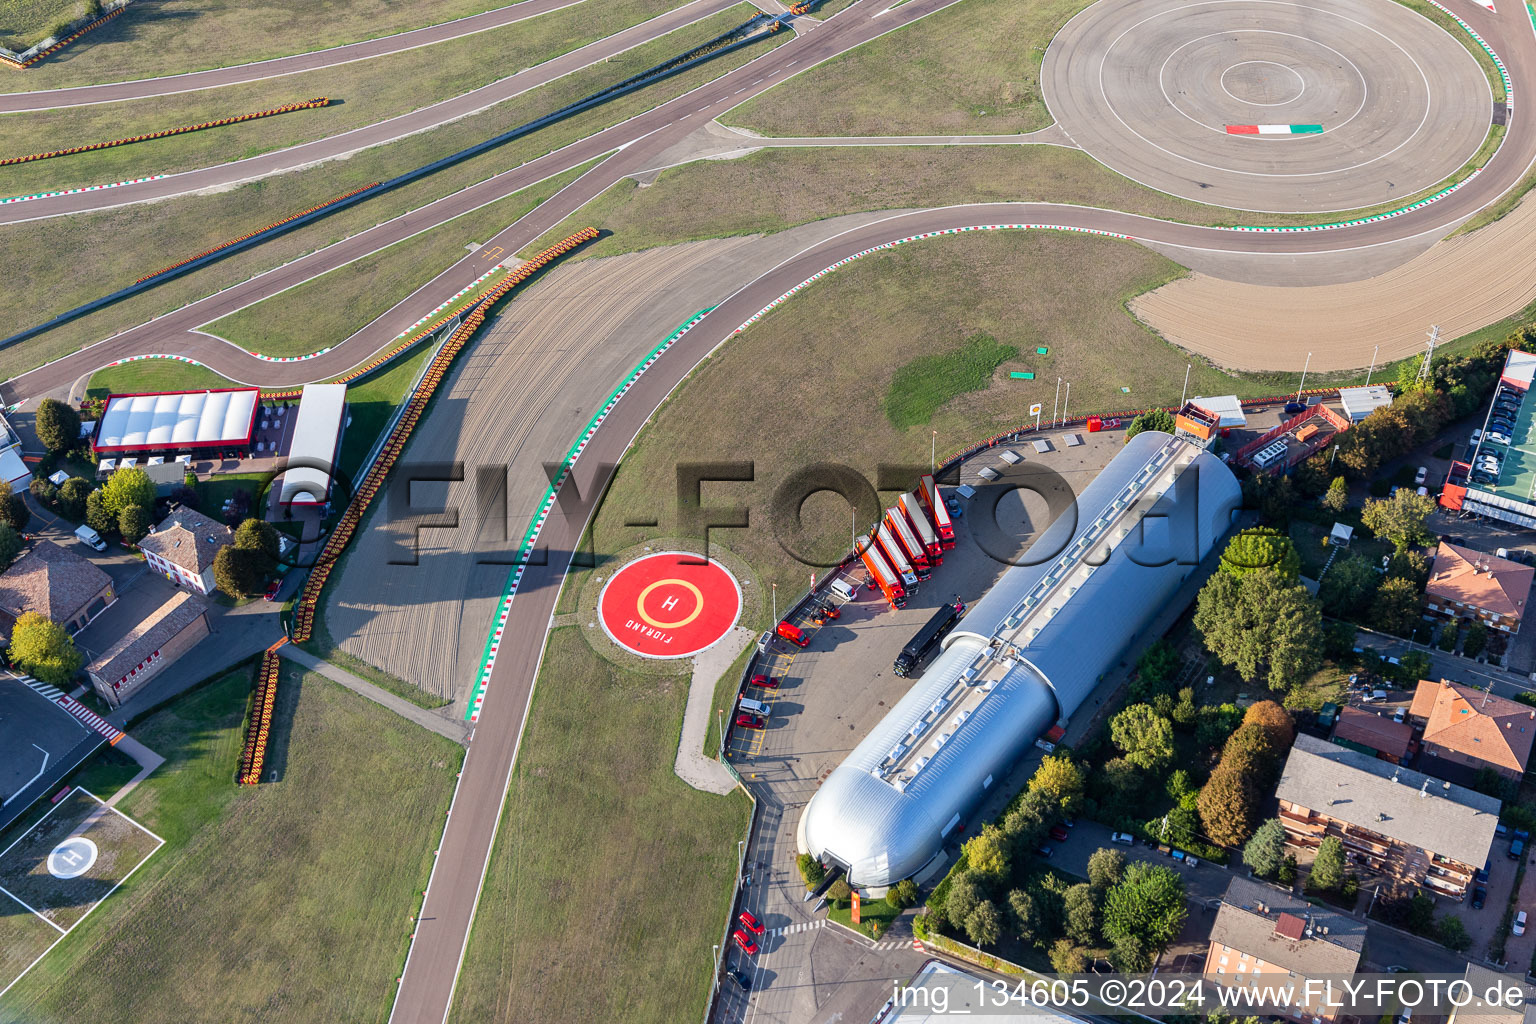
1425,542,1533,634
138,506,232,596
1409,678,1536,783
0,540,115,637
1332,705,1413,763
84,591,209,708
1275,734,1499,900
1205,877,1365,1022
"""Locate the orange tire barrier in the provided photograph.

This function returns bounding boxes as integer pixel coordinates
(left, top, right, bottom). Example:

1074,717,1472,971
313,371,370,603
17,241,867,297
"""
237,637,288,785
135,181,380,284
0,98,331,167
287,228,598,647
1,6,127,69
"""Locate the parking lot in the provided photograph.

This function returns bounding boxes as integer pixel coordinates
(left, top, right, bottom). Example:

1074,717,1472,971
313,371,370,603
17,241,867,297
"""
0,674,96,832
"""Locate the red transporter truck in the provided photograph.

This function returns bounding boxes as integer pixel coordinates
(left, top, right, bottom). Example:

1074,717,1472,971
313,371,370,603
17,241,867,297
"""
859,542,908,609
884,507,932,577
918,474,956,549
876,522,924,586
899,492,944,565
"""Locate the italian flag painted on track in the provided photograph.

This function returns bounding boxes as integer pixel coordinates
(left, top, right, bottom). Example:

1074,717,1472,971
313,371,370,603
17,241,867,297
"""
1226,124,1323,134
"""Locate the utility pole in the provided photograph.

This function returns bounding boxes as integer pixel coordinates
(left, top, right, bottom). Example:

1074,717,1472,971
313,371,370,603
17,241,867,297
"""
1295,352,1311,402
717,709,725,757
1365,344,1380,385
1054,377,1062,424
1180,363,1191,407
931,430,937,473
1419,324,1441,383
771,582,777,625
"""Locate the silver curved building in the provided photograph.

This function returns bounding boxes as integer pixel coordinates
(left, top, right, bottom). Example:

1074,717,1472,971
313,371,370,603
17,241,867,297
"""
799,431,1241,887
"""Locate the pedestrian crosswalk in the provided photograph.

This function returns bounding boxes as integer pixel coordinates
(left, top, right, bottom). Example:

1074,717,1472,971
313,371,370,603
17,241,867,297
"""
871,938,906,951
768,919,825,937
18,674,124,744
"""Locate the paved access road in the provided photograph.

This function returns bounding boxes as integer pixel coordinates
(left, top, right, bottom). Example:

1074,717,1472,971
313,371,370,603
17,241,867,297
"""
0,0,588,111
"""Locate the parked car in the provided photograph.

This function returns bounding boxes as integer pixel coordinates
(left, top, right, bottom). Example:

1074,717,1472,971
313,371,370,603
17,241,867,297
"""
1472,429,1483,445
1517,829,1532,842
1478,860,1491,883
1510,838,1525,860
1515,911,1528,936
1285,401,1307,415
727,969,751,991
738,910,764,935
1498,823,1510,837
1473,886,1488,909
776,621,810,647
1487,432,1513,446
733,930,759,955
1036,845,1054,859
1393,707,1407,724
1049,824,1070,842
946,498,963,517
263,578,283,601
734,713,766,730
1111,832,1135,845
1415,466,1428,486
750,675,781,690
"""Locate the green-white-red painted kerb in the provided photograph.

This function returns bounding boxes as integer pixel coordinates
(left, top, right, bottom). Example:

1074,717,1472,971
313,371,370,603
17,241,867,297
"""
0,174,167,205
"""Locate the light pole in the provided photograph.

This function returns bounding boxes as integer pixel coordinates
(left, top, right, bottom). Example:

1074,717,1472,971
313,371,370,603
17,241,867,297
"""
717,708,725,757
1180,363,1191,407
1365,344,1380,385
1295,352,1311,403
1054,377,1062,424
931,430,937,473
771,582,777,625
1330,444,1340,468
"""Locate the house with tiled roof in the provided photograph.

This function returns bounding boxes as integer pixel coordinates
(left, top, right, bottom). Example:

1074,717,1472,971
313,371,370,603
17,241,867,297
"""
1332,705,1413,763
138,506,232,596
1410,678,1536,783
0,540,115,637
1205,877,1365,1022
84,590,209,708
1425,542,1533,634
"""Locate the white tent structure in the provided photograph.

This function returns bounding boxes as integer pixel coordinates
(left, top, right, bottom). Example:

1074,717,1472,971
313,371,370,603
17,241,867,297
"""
279,384,348,506
94,389,259,455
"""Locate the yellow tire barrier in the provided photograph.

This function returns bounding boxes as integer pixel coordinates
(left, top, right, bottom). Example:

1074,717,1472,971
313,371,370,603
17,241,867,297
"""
237,638,287,785
1,6,128,70
0,98,332,167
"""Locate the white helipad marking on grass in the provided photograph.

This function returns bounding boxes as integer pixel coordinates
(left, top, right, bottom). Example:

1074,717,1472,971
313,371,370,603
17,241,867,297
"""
0,884,66,932
46,837,97,879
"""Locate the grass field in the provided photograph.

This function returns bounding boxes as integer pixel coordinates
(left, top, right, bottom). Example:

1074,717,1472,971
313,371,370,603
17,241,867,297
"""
450,626,750,1024
0,6,787,384
0,0,90,52
571,228,1366,591
728,0,1085,137
0,0,681,198
886,331,1017,428
84,359,236,399
203,163,591,357
0,664,462,1024
336,342,438,480
0,0,529,92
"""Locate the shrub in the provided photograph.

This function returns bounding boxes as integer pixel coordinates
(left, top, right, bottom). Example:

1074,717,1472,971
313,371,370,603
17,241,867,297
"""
58,477,91,519
34,398,81,453
797,853,824,890
827,878,853,906
887,879,918,911
118,504,148,545
8,612,82,685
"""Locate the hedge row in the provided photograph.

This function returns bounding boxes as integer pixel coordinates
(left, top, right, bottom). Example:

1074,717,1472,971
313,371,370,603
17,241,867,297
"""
1,97,332,166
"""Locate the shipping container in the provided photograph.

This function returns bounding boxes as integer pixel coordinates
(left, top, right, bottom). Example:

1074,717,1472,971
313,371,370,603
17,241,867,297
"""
884,507,931,571
899,492,943,562
876,523,922,586
919,474,956,548
859,543,908,609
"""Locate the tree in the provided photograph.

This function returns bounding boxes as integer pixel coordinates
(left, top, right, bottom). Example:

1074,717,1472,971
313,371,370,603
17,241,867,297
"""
58,477,90,519
1220,528,1301,580
887,879,918,911
100,466,155,523
1370,577,1422,637
1028,755,1086,814
34,398,80,453
1361,489,1437,552
946,875,982,932
1438,915,1471,952
827,878,853,905
797,853,824,889
1244,472,1296,525
1243,819,1288,878
1222,723,1282,778
1321,476,1350,515
1310,836,1346,891
1242,700,1295,749
1109,934,1152,973
1198,767,1259,846
8,612,82,685
1126,409,1176,441
118,504,149,545
1464,622,1489,659
1110,704,1175,771
1088,847,1127,891
234,517,280,570
1438,622,1460,652
962,825,1011,883
1063,884,1097,946
1386,549,1431,588
965,899,1002,947
0,523,20,568
1049,938,1090,974
1007,888,1039,943
84,489,115,537
1319,555,1380,618
1195,569,1323,691
1278,854,1297,885
1102,861,1187,952
170,484,199,509
213,545,266,597
0,480,28,534
29,478,57,508
1133,640,1182,700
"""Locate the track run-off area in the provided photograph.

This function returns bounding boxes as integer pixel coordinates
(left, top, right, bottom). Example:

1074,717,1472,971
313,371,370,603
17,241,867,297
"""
9,0,1536,1019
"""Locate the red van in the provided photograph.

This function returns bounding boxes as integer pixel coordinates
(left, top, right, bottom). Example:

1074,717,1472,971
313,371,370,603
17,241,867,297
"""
776,621,809,647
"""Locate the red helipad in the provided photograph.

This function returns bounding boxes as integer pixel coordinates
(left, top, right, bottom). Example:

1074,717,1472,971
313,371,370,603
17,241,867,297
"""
597,552,742,658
